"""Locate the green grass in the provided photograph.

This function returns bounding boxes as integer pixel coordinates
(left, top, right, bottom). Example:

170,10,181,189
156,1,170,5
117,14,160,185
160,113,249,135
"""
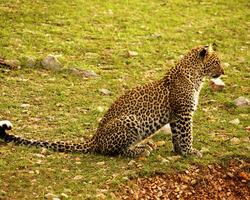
0,0,249,199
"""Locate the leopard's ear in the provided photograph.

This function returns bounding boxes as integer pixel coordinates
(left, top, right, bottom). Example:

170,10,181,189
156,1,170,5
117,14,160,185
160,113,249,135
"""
199,46,208,59
212,42,217,51
199,45,214,59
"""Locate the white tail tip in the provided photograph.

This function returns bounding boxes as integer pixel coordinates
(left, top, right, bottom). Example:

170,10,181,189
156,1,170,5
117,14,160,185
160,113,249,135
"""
0,120,13,130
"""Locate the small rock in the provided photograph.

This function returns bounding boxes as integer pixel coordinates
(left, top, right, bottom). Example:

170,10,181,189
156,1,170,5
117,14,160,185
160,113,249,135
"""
239,172,250,181
25,56,37,67
234,97,250,107
154,141,166,147
209,78,225,91
60,193,69,199
45,193,59,199
227,172,234,178
70,68,98,79
230,137,240,145
128,50,138,57
41,55,62,70
229,118,240,125
73,175,83,180
182,175,190,183
97,106,104,113
20,103,30,108
245,126,250,132
41,148,48,155
223,62,230,67
33,153,45,158
96,161,105,166
190,179,197,185
128,160,136,166
82,70,98,78
99,88,111,95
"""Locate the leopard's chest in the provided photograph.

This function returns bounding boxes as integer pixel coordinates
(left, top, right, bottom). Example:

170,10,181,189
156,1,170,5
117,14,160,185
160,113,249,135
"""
193,82,203,111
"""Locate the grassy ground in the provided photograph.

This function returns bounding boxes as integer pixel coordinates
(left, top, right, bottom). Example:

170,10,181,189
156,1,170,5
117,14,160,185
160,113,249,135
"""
0,0,249,199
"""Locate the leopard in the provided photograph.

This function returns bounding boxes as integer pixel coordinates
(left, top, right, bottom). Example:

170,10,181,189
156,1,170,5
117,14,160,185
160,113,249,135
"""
0,45,224,158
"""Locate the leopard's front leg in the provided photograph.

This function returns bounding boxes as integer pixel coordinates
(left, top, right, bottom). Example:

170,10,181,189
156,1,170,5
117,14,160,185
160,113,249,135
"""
170,114,202,157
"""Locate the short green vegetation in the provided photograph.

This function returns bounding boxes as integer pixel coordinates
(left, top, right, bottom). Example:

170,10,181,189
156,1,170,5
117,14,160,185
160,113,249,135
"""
0,0,249,199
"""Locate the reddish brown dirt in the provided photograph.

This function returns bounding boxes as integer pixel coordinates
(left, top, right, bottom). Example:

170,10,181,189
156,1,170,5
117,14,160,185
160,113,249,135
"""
118,159,250,200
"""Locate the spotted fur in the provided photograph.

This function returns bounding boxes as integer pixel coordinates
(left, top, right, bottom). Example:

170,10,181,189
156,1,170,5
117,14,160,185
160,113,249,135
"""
0,45,224,157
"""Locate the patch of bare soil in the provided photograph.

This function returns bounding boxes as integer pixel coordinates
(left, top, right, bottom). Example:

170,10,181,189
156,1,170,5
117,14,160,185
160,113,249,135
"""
118,159,250,200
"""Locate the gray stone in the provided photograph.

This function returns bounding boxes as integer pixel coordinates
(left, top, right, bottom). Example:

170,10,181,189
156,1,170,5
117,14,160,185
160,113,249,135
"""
70,68,98,79
26,56,37,67
45,193,59,199
230,137,240,145
99,88,111,95
209,78,225,91
41,55,62,70
229,118,240,125
20,103,30,109
128,50,138,57
234,97,250,107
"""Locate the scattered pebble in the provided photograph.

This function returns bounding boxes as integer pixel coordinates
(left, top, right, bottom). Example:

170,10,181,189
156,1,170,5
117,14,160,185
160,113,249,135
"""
118,160,250,199
73,175,84,180
227,172,234,178
209,78,225,91
99,88,112,95
245,126,250,132
128,160,136,166
97,106,105,113
230,137,240,145
33,153,45,158
229,118,240,125
25,56,37,67
96,161,105,166
190,179,197,185
154,141,166,147
20,103,30,109
234,97,250,107
41,148,48,155
45,193,59,199
60,193,69,199
128,50,138,57
223,62,230,67
70,68,98,79
41,55,62,70
239,172,249,181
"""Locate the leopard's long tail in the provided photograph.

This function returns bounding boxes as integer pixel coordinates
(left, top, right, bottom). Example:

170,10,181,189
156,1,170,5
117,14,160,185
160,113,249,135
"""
0,120,95,153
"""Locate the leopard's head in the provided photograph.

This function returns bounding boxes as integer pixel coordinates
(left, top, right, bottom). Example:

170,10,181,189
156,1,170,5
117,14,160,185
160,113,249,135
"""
199,45,224,78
